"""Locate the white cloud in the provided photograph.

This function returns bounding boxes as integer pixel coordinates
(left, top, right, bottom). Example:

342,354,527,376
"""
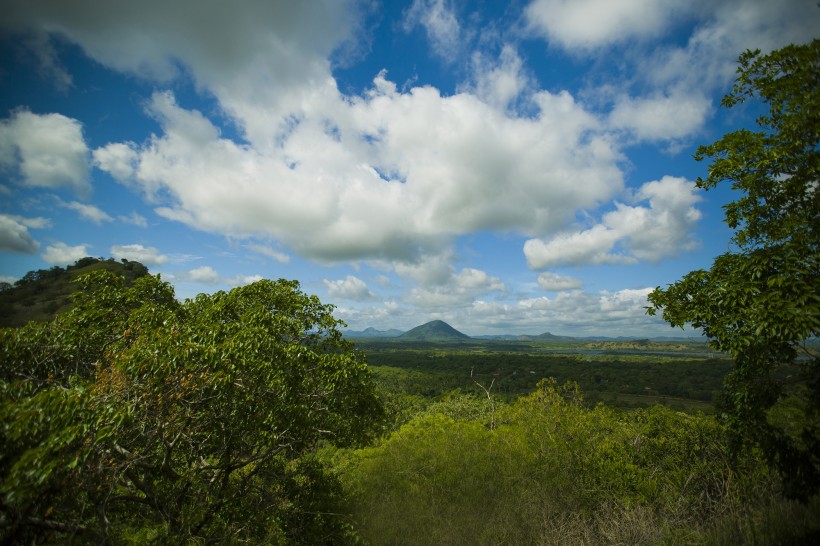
466,45,533,111
537,271,582,291
608,90,712,142
403,0,462,61
97,82,621,267
525,176,701,268
407,267,505,310
525,0,682,49
110,243,168,265
227,274,263,287
42,242,89,265
9,0,815,339
187,265,221,285
63,201,113,224
0,110,91,195
0,214,42,253
12,215,50,229
324,275,378,301
247,243,290,264
5,3,627,271
529,0,820,144
3,0,366,150
464,287,662,336
181,265,261,287
93,142,139,182
118,211,148,227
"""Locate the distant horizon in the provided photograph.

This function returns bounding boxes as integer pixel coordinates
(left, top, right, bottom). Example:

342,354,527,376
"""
342,319,704,340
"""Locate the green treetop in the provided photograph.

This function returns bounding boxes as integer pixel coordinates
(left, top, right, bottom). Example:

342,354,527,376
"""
648,39,819,500
1,271,383,544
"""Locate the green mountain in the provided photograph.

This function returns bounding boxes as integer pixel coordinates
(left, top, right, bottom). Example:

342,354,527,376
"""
0,257,149,328
398,320,471,341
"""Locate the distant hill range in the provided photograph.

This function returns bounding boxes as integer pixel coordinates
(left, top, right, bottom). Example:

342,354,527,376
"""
344,326,405,338
0,257,149,328
345,320,705,344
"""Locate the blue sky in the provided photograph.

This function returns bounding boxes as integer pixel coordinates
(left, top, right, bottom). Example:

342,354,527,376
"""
1,0,817,336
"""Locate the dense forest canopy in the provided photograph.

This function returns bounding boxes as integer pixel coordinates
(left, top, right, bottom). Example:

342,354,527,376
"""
1,271,382,543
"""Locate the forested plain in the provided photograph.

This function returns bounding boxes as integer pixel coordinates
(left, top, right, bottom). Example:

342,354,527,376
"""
2,40,819,544
331,340,819,545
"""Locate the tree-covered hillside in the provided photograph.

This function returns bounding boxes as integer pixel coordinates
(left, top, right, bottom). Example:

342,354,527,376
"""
0,257,149,327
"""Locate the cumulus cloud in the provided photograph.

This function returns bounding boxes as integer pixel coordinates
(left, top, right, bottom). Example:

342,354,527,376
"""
42,242,89,265
537,271,582,291
0,214,43,253
324,275,378,301
63,201,113,224
525,0,682,49
93,142,139,182
407,267,505,309
110,243,168,265
465,286,662,336
186,265,221,285
7,0,815,333
608,90,712,142
95,82,621,266
3,1,630,270
3,0,365,149
524,176,701,269
0,110,91,195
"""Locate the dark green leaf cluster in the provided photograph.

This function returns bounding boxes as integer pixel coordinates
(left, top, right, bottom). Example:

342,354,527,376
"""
695,40,819,249
0,271,382,544
649,39,820,500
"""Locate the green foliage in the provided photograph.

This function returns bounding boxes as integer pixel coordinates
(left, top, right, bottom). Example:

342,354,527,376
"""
0,271,382,544
340,380,778,545
648,39,820,501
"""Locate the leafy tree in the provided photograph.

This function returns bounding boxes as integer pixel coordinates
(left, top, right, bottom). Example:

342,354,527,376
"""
648,39,819,500
0,271,382,543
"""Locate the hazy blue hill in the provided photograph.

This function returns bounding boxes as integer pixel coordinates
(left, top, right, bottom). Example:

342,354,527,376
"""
398,320,471,341
518,331,574,342
345,327,404,338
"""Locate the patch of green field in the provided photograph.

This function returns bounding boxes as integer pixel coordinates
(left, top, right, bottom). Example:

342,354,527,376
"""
360,340,731,414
